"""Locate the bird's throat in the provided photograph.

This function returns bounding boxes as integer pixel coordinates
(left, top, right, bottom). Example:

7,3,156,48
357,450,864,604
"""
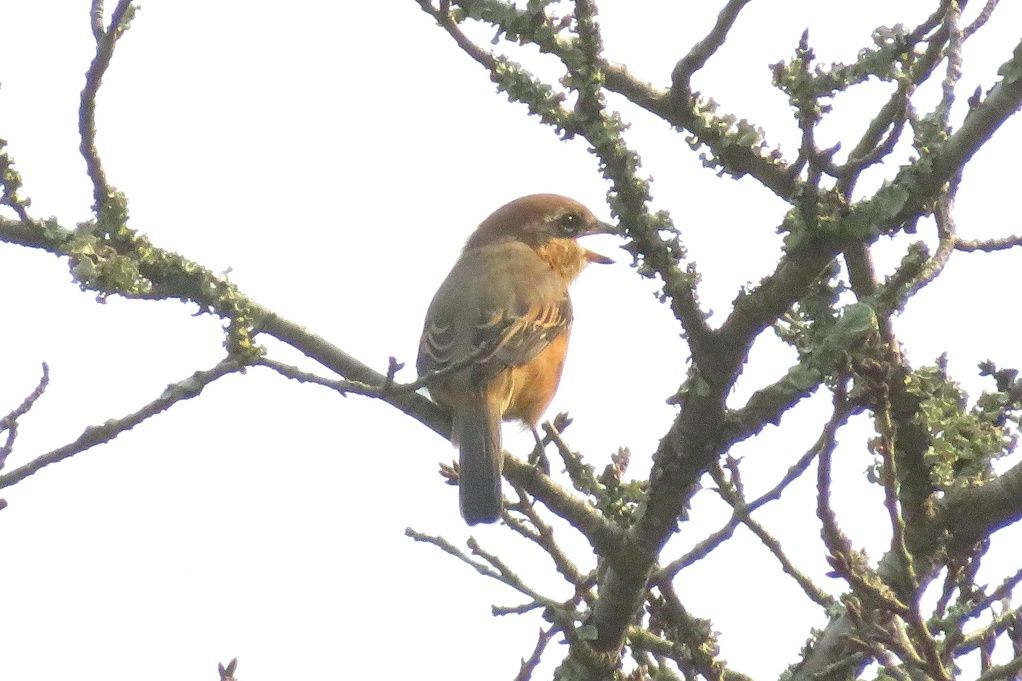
533,238,590,283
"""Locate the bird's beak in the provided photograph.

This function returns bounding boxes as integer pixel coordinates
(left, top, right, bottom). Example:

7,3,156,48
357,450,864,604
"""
583,220,618,237
581,220,617,264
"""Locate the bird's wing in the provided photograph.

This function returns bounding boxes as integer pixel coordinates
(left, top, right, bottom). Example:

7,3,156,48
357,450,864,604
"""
417,244,572,382
471,293,572,380
418,292,571,380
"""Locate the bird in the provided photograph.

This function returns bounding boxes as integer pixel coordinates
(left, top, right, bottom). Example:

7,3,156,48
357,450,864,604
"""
417,194,614,525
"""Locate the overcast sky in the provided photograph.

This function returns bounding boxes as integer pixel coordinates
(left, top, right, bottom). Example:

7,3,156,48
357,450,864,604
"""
2,1,1021,679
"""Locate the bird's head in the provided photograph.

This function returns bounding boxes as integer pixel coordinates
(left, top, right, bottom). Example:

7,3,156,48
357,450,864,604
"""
464,194,616,268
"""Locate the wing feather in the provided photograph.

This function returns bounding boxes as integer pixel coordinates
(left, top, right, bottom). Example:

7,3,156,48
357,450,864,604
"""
417,242,572,383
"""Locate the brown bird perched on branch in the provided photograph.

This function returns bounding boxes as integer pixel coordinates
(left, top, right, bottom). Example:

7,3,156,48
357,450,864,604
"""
417,194,615,525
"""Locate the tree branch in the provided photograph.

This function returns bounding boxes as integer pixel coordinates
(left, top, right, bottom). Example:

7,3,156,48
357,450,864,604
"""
669,0,754,100
0,357,242,490
80,0,136,211
794,458,1022,679
0,363,50,470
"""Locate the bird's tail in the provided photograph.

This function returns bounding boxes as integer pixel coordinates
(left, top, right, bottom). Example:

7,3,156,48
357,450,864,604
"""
454,395,503,525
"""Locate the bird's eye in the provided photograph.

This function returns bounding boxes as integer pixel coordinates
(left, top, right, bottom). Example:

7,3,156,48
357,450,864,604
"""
556,212,582,235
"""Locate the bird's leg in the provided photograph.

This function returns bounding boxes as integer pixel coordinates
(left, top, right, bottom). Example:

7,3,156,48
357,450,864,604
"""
528,426,551,474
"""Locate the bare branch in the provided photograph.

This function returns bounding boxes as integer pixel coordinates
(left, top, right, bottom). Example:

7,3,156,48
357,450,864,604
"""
658,396,854,580
255,341,486,400
89,0,105,41
669,0,753,100
514,627,558,681
953,233,1022,252
817,381,909,616
959,564,1022,625
79,0,136,212
649,579,755,681
217,657,238,681
837,86,910,186
0,357,242,490
255,357,369,395
504,485,594,604
963,0,1001,40
0,363,49,470
718,362,824,445
502,455,624,560
709,463,835,608
404,528,570,617
417,1,502,72
937,0,964,131
796,458,1022,679
255,310,450,437
975,653,1022,681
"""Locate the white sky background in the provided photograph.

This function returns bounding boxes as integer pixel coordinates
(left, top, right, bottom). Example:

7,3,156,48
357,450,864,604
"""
1,1,1020,679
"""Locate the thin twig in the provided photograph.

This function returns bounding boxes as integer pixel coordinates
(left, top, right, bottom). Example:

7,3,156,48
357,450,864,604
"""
0,363,50,469
817,381,909,615
217,658,238,681
417,0,499,70
874,400,919,593
975,653,1022,681
405,528,504,578
650,579,755,681
256,357,371,395
504,484,594,604
894,199,957,305
500,454,625,572
953,234,1022,252
540,421,597,497
404,528,566,615
952,564,1022,629
80,0,136,211
514,626,558,681
709,463,834,608
256,341,487,398
937,0,963,130
670,0,753,101
837,85,910,185
658,397,856,580
0,357,242,489
954,604,1022,655
89,0,105,41
963,0,1000,40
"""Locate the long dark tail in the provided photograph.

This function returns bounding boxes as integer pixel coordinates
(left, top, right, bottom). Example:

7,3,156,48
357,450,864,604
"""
454,396,503,525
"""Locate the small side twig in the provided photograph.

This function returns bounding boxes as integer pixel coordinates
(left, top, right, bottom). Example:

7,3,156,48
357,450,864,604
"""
540,420,597,496
80,0,137,210
256,357,372,396
974,653,1022,681
669,0,753,102
953,233,1022,252
514,627,559,681
962,0,1000,40
936,0,963,129
944,563,1022,633
217,657,238,681
657,396,856,581
0,363,50,470
504,484,593,604
0,357,242,490
256,342,487,399
817,381,909,616
709,463,834,608
404,528,566,616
